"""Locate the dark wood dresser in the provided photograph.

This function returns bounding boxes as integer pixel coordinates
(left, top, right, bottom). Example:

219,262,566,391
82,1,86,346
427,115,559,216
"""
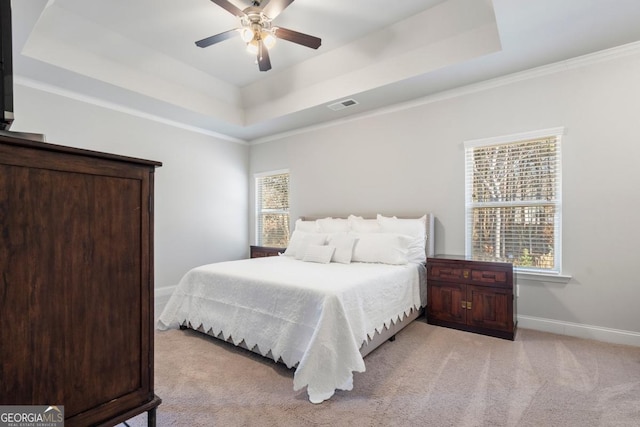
250,245,285,258
426,255,517,340
0,134,161,426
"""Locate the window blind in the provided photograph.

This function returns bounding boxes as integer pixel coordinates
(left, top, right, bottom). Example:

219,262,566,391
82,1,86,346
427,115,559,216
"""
255,171,290,247
464,130,562,272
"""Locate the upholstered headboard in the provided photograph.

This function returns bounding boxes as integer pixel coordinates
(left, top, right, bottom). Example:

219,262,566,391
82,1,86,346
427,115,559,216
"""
298,213,435,259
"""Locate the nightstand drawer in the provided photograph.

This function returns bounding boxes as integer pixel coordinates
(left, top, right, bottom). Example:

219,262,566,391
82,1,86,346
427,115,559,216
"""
471,269,507,284
429,265,470,280
429,264,508,285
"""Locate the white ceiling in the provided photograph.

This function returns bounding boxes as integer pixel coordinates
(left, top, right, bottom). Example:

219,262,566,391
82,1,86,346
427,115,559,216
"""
10,0,640,143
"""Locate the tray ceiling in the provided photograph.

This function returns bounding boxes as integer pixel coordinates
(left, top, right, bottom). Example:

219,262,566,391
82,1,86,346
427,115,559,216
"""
11,0,640,142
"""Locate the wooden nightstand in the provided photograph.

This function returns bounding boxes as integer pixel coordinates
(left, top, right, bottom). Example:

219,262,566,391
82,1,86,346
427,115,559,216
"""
426,255,517,340
250,245,285,258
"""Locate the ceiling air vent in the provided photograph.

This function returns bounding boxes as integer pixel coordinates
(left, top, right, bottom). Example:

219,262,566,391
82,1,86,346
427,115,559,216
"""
327,98,359,111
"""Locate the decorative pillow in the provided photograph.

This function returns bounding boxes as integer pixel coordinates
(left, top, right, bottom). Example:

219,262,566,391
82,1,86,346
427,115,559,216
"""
377,214,427,263
302,244,336,264
348,215,380,233
316,217,350,233
294,234,329,260
294,219,319,233
327,233,357,264
283,231,327,258
350,232,410,265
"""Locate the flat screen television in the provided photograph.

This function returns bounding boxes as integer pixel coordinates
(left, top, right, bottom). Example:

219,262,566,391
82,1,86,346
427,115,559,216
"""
0,0,13,130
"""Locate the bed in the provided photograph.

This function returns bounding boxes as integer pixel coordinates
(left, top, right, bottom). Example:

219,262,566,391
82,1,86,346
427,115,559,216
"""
157,213,435,403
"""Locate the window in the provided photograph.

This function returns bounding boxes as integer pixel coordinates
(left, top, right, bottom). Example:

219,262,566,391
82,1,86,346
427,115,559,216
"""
464,128,563,273
255,170,290,247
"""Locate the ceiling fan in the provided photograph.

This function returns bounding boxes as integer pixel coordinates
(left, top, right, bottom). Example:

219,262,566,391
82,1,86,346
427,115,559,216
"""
196,0,322,72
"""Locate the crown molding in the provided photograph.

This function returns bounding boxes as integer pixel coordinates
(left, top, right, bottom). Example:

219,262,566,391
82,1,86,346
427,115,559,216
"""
13,75,249,145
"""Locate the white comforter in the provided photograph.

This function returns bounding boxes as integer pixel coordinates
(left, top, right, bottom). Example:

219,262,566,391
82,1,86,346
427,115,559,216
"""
157,256,425,403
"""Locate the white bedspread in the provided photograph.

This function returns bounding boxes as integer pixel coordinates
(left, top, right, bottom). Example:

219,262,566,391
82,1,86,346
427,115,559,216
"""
157,256,425,403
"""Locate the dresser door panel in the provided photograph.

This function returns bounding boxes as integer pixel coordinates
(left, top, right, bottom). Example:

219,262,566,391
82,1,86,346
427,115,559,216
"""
0,165,68,405
467,285,512,332
64,173,145,417
428,282,467,323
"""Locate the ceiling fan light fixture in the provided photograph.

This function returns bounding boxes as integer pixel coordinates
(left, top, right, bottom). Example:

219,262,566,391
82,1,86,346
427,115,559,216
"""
246,40,259,55
240,27,255,43
262,31,276,49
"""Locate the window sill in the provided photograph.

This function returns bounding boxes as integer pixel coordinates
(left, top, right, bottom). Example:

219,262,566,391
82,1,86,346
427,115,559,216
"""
516,271,572,284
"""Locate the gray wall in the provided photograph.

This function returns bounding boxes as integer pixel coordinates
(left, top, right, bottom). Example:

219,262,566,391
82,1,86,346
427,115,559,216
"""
12,84,250,291
249,50,640,344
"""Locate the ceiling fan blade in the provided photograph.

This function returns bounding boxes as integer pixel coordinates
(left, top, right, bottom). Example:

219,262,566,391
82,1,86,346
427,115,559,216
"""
210,0,245,17
195,29,238,48
257,39,272,71
274,27,321,49
262,0,295,19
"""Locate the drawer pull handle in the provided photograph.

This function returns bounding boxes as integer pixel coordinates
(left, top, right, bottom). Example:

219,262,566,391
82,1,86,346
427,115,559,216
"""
461,301,472,310
463,270,469,278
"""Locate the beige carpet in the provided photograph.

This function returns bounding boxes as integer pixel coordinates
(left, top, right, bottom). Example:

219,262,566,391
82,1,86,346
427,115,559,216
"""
124,321,640,426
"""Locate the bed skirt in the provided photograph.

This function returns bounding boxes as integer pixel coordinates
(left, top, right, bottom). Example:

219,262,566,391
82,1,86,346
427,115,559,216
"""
179,306,424,364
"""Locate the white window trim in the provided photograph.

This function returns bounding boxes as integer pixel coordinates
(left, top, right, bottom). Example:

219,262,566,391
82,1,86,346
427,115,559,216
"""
464,127,570,280
464,127,565,149
517,271,572,284
254,168,289,179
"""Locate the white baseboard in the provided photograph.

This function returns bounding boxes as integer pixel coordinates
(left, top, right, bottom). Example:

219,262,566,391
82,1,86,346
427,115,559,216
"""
518,315,640,347
155,285,177,298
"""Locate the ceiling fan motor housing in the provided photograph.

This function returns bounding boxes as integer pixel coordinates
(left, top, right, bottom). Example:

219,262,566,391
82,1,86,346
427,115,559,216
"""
241,7,273,42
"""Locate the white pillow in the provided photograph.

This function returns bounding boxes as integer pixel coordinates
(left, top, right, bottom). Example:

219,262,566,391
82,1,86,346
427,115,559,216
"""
377,214,427,236
302,244,335,264
283,231,327,258
348,215,380,233
294,219,318,233
295,234,328,260
350,232,410,265
316,217,350,233
327,233,357,264
377,214,427,263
